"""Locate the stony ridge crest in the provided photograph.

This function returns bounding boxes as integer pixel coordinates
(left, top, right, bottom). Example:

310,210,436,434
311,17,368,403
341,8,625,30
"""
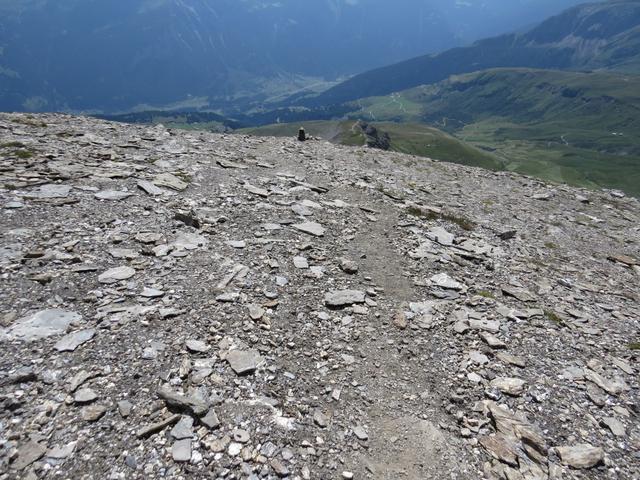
0,113,638,479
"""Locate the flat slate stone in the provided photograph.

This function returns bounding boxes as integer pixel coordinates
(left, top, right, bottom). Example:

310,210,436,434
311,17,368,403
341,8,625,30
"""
556,444,604,469
172,439,192,462
292,203,313,216
324,290,366,308
226,240,246,249
201,408,220,429
173,232,208,250
153,173,188,191
74,388,98,404
2,309,80,341
501,285,536,302
314,410,330,427
601,417,626,437
339,259,358,274
430,273,464,291
292,222,326,237
136,232,163,244
427,226,454,246
81,404,107,422
54,329,96,352
584,369,629,395
216,292,240,303
118,400,133,418
29,184,72,199
140,287,164,298
12,438,46,470
233,429,250,443
171,416,194,440
490,377,527,396
468,319,501,333
480,434,519,467
248,304,265,320
217,159,248,169
157,387,208,416
136,414,181,439
244,183,270,197
46,441,77,460
109,248,140,260
228,442,242,456
186,339,210,353
94,190,133,201
137,180,164,196
607,253,638,266
226,349,263,375
353,426,369,440
480,332,507,349
293,256,309,269
98,266,136,284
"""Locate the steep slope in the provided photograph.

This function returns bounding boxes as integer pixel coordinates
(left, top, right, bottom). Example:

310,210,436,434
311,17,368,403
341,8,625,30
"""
1,113,639,479
590,24,640,72
310,0,640,107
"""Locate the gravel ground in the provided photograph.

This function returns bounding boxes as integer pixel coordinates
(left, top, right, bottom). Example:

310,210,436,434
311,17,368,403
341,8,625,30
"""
0,113,638,480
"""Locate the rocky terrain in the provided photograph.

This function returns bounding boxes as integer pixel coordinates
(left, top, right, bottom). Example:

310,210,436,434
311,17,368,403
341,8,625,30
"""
0,113,638,480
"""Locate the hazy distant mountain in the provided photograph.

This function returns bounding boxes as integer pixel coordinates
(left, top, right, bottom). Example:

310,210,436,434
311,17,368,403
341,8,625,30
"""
0,0,586,112
429,0,592,42
309,0,640,107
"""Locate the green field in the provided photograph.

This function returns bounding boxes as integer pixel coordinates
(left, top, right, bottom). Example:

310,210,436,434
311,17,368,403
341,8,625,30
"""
241,120,503,171
346,68,640,195
457,119,640,193
116,68,640,196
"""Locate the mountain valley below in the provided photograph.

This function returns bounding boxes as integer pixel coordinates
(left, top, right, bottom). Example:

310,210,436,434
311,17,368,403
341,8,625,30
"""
90,0,640,197
242,67,640,196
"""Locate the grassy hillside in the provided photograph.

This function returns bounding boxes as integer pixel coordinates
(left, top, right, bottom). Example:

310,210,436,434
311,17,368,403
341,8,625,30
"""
107,68,640,196
240,121,363,145
241,120,503,170
348,68,640,195
307,0,640,107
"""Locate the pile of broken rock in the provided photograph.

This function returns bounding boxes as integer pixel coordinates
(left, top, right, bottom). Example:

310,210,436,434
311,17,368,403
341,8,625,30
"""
0,113,638,479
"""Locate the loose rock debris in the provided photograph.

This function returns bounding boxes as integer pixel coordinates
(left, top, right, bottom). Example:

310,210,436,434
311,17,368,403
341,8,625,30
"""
0,113,638,479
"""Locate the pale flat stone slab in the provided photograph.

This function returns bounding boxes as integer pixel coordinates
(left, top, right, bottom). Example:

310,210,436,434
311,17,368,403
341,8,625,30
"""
173,232,208,250
427,227,454,246
94,190,133,201
153,173,188,191
292,222,326,237
490,377,527,396
244,183,269,197
98,266,136,284
226,350,264,375
137,180,164,196
28,184,72,199
556,444,604,469
140,288,164,298
430,273,464,291
54,329,96,352
2,309,80,341
325,290,366,308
